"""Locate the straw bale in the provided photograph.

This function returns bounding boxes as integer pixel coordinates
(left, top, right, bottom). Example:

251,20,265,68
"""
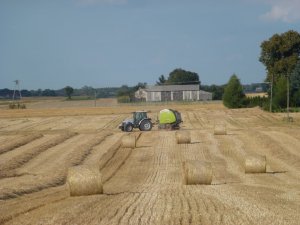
67,166,103,196
245,155,266,173
176,131,191,144
121,135,136,148
183,160,213,185
214,124,227,135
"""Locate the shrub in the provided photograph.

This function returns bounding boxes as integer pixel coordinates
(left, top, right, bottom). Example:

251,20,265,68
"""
8,102,26,109
117,95,130,103
223,74,246,108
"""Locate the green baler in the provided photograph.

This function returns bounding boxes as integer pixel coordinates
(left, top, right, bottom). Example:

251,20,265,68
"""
158,109,182,129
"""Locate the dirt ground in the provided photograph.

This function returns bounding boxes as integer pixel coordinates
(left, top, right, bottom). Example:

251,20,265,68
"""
0,99,299,225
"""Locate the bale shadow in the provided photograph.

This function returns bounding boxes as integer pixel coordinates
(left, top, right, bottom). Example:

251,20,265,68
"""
266,171,288,174
189,141,202,144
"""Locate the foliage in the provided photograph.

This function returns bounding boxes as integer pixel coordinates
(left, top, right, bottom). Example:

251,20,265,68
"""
201,84,225,100
167,68,200,85
292,89,300,107
9,102,26,109
96,87,118,98
42,89,56,96
117,85,131,97
223,74,246,108
156,75,166,85
79,86,96,97
117,83,147,102
117,95,130,103
273,76,287,109
246,96,268,108
133,82,147,91
156,68,200,86
64,86,74,99
243,83,269,93
290,60,300,106
259,30,300,83
0,87,118,99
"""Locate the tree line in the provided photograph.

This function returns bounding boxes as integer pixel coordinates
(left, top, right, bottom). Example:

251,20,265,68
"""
0,86,119,99
223,30,300,111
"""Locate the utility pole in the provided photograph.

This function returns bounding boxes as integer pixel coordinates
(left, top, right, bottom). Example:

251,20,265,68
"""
287,74,290,121
269,75,273,112
94,90,97,107
13,80,22,101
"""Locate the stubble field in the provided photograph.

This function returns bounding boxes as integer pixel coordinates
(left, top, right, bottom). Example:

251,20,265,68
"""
0,99,299,225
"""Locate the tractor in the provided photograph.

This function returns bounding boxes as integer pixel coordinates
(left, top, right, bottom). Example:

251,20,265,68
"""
119,111,153,132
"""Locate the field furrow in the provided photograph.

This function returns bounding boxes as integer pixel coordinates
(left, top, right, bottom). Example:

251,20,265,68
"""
0,134,43,155
0,133,76,178
0,132,110,200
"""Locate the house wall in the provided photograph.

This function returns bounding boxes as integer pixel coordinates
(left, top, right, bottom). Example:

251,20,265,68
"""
135,89,147,100
147,92,161,101
172,91,183,101
161,91,171,101
136,88,212,102
183,91,199,101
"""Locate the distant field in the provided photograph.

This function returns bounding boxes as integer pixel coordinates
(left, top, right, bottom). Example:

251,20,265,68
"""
0,100,299,225
0,97,118,110
245,92,268,98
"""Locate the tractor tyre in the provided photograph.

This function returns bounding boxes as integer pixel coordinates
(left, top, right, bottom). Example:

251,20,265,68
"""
125,124,133,132
139,120,152,131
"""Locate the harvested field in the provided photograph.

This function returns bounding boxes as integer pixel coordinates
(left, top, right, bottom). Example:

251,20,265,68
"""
0,100,299,225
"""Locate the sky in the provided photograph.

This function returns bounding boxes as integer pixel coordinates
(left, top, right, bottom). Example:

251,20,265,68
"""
0,0,300,90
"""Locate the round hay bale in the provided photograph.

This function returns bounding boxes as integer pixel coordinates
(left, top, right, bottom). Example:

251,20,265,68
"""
67,166,103,196
176,131,191,144
214,124,227,135
183,160,213,185
245,155,266,173
121,135,136,148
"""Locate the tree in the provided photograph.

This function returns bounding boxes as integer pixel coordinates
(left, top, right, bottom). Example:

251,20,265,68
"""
117,83,147,102
64,86,74,99
223,74,246,108
117,85,131,97
81,86,95,97
156,75,166,85
133,82,147,91
259,30,300,83
273,76,287,109
167,68,200,85
201,84,225,100
42,89,56,96
290,60,300,106
155,68,200,86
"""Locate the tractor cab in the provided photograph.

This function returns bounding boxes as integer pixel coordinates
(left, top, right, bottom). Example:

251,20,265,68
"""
119,111,153,132
133,111,148,127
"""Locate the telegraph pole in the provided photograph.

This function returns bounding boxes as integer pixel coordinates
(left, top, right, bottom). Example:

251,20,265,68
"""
13,80,22,101
94,90,97,107
270,74,273,112
287,74,290,121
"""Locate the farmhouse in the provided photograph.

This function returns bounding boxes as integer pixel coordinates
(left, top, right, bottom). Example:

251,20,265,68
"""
135,84,212,102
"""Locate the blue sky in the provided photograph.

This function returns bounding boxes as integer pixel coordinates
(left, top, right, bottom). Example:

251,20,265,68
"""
0,0,300,90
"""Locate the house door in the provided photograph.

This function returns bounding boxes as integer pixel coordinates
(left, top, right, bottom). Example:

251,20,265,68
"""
161,92,171,101
172,91,183,101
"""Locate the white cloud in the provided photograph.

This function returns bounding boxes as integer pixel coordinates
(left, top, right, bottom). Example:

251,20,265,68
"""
261,0,300,22
77,0,128,5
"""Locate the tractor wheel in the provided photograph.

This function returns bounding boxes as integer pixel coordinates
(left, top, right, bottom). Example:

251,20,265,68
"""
125,124,133,132
139,120,152,131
